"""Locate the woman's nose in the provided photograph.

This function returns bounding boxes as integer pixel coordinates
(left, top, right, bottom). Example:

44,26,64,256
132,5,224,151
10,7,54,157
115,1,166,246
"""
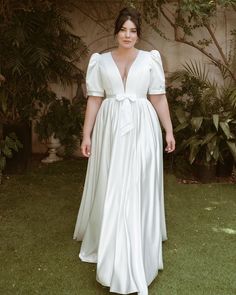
125,30,130,37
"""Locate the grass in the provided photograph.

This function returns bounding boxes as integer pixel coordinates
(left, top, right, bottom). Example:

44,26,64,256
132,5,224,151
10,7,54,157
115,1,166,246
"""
0,158,235,295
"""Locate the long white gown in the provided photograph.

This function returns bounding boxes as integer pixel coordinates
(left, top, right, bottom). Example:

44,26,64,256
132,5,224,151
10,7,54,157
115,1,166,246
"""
73,49,167,295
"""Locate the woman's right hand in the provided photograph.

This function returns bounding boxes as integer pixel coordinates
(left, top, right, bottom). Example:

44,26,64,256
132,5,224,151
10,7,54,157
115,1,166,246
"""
81,137,91,157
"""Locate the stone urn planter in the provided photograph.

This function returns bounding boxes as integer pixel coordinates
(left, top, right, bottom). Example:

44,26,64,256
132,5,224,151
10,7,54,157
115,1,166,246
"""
41,134,63,163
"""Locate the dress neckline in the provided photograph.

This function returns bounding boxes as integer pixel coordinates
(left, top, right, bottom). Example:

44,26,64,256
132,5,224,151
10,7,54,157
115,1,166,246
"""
109,50,141,92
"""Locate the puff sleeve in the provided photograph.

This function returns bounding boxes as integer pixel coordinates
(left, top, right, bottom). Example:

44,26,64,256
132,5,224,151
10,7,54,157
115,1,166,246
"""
86,53,104,97
148,50,166,95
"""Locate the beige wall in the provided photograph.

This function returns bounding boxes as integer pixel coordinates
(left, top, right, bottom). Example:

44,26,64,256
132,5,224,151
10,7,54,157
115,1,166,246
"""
32,4,235,153
70,5,235,74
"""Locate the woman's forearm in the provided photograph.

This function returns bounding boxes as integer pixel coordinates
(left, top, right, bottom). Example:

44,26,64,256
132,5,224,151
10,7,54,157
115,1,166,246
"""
83,96,103,139
149,94,173,134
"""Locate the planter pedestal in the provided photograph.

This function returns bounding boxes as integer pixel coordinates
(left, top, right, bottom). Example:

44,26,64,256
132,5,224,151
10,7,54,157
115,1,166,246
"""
42,136,63,163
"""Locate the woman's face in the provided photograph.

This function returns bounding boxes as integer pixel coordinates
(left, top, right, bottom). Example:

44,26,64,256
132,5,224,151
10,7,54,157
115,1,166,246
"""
117,20,138,49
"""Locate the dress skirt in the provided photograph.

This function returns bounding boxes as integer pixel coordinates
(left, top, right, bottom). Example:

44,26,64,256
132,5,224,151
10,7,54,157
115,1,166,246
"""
73,97,167,295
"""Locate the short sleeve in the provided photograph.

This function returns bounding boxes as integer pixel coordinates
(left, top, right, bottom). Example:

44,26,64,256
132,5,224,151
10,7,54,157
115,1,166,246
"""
148,50,166,95
86,53,104,97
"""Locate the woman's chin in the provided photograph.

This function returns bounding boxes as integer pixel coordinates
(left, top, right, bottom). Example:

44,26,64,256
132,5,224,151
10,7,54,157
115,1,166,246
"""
119,43,135,49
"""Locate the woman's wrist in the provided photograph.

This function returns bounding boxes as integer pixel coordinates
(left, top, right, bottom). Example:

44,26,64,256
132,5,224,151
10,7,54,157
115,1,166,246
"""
165,129,173,135
83,132,91,140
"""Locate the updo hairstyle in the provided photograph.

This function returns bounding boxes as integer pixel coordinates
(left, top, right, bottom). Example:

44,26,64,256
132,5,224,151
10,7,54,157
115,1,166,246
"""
114,7,142,38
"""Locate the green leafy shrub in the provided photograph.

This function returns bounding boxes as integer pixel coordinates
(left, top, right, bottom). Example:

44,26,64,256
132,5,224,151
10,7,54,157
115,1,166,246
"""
35,94,86,156
0,133,23,179
168,61,236,167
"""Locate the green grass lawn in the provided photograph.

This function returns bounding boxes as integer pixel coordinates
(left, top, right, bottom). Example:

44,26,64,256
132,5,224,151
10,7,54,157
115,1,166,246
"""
0,158,235,295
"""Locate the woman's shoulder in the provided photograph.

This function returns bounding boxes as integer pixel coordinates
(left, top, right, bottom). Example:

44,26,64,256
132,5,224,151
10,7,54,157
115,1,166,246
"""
88,52,108,67
100,51,111,59
88,52,100,65
89,51,111,61
138,50,161,62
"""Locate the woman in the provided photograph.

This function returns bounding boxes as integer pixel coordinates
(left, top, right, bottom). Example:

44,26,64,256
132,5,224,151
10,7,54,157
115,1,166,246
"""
73,7,175,295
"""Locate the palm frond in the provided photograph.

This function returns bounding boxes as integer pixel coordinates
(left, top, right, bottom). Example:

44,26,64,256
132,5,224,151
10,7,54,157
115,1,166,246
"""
0,4,87,123
183,60,210,83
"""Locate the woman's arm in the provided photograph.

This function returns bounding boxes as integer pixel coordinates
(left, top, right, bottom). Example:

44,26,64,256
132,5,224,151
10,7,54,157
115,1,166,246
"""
149,94,175,153
81,96,103,157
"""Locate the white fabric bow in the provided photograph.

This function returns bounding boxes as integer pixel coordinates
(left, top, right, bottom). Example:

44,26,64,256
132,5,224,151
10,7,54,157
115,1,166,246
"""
115,94,137,136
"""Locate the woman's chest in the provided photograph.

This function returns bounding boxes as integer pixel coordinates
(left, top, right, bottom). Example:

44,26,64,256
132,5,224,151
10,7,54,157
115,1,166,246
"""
100,52,151,94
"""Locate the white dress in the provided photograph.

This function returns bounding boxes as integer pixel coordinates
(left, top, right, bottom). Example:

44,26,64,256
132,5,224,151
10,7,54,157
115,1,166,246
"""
73,50,167,295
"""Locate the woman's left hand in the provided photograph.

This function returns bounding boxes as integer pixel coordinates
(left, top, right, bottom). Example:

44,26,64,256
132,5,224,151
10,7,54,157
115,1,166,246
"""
165,132,175,153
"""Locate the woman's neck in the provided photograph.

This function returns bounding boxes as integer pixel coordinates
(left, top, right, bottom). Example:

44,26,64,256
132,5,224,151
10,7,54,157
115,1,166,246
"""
114,47,138,57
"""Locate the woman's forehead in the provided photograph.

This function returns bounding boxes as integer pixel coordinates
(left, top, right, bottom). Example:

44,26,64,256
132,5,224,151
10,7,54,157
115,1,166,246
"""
122,20,136,29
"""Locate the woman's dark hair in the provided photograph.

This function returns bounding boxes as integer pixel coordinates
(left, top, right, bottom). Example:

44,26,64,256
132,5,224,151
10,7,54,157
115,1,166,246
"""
114,7,142,38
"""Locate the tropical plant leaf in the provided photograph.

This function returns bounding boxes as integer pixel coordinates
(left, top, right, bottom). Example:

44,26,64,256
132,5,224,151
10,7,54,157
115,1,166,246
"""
207,136,217,155
212,144,219,162
175,107,188,124
2,145,12,158
201,132,217,145
27,47,51,69
212,114,219,130
207,136,218,161
206,149,213,163
7,55,25,75
219,121,232,139
174,122,189,132
168,70,188,83
226,141,236,161
191,116,203,132
183,60,210,85
189,139,202,164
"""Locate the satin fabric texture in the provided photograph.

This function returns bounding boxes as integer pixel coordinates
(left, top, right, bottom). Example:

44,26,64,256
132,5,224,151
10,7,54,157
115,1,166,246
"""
73,50,167,295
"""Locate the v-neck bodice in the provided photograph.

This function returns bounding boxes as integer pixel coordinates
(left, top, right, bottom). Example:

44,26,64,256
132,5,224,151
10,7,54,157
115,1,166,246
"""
109,51,141,92
85,49,166,98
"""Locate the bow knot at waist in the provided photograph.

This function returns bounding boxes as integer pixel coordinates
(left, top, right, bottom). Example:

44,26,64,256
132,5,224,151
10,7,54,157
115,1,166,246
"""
115,94,137,102
106,94,146,136
106,94,147,101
